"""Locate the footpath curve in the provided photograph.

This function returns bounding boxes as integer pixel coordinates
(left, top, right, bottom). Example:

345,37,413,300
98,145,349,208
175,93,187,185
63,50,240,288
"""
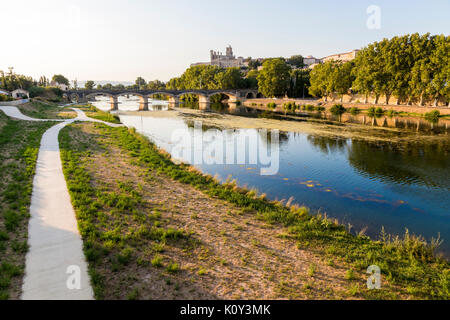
0,105,122,299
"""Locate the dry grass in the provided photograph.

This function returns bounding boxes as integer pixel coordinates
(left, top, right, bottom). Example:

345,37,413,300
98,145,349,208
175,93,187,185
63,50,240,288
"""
62,122,363,300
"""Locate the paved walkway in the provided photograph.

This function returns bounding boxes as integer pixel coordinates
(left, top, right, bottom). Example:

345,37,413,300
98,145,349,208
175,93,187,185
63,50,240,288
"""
0,105,121,300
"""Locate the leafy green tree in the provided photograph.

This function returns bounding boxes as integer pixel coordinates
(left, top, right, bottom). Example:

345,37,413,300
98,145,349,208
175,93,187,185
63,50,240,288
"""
215,67,244,89
244,69,259,89
248,59,262,70
84,80,95,90
257,58,291,97
147,80,166,90
309,61,335,101
102,83,113,90
38,76,49,87
333,61,354,102
427,34,450,106
288,69,310,98
135,77,147,89
52,74,69,86
287,55,304,68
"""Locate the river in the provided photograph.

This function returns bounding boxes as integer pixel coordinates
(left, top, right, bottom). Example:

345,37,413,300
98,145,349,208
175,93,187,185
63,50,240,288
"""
91,96,450,256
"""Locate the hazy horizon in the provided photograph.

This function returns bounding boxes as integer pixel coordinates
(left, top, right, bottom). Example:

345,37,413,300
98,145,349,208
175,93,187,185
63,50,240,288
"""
1,0,449,83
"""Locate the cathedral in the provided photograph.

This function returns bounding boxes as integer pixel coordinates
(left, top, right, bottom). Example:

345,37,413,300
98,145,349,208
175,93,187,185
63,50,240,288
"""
191,46,247,68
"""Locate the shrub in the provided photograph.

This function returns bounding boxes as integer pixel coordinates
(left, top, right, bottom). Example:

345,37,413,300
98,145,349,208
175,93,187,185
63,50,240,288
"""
315,106,325,111
367,106,385,116
28,87,45,98
0,94,13,102
425,110,440,122
166,262,179,274
375,107,385,115
282,101,297,113
386,109,398,117
267,102,277,110
330,104,346,114
348,107,360,115
151,254,163,267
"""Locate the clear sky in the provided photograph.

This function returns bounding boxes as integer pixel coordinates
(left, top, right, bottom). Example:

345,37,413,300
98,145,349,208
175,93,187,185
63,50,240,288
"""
1,0,449,83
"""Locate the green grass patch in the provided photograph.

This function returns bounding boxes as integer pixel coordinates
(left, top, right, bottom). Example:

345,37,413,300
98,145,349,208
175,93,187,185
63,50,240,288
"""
77,104,121,124
0,111,54,299
59,120,449,300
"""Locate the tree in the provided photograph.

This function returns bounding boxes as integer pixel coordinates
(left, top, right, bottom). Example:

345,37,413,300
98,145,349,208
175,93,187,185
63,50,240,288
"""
244,69,259,89
287,55,305,69
248,59,262,70
288,69,310,98
135,77,147,89
257,58,291,97
215,67,244,89
38,76,48,87
427,34,450,106
52,74,69,86
102,83,113,90
85,80,95,90
147,80,166,90
333,61,354,102
309,61,335,101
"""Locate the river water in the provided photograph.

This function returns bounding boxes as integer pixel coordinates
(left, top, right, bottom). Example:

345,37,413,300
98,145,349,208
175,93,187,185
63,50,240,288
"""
91,96,450,256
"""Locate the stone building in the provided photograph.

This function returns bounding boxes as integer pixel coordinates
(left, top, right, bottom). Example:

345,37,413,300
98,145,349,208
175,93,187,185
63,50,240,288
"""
50,81,69,91
191,46,247,68
321,49,360,63
303,55,322,68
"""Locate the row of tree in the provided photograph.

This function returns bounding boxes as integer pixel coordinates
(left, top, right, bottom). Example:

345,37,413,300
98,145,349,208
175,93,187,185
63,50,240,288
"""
165,65,257,91
0,71,71,92
309,33,450,106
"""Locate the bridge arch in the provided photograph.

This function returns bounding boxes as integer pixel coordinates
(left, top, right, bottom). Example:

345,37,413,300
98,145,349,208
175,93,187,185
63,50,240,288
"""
208,91,238,103
245,92,255,99
85,92,114,100
149,92,179,105
177,92,210,104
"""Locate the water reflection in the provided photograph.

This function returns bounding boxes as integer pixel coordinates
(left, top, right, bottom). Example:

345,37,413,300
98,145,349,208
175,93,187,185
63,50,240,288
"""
92,97,450,256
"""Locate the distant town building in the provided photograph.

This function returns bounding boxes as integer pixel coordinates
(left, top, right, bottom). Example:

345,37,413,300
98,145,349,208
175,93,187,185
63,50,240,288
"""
50,81,69,91
191,45,247,68
321,49,360,63
303,55,322,68
11,89,29,99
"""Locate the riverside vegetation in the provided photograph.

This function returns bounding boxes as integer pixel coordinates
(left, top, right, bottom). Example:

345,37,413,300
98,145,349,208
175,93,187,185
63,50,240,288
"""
0,110,54,299
58,113,449,300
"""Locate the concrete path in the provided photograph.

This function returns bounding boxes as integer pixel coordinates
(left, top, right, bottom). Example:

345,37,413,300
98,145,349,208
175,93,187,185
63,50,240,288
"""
0,105,122,300
0,106,63,122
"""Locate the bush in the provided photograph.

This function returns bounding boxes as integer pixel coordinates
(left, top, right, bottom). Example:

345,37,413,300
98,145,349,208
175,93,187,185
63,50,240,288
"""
0,94,13,102
330,104,346,114
375,107,385,115
28,87,45,98
315,106,325,111
367,106,385,116
348,107,360,115
267,102,277,110
425,110,440,122
386,109,399,117
283,101,297,113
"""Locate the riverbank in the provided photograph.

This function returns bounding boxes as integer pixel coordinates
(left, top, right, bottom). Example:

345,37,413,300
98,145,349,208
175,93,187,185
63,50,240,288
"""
59,119,449,299
244,98,450,116
0,110,54,299
122,107,448,144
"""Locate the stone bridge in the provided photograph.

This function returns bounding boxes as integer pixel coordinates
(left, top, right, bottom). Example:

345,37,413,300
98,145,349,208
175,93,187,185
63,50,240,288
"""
63,89,262,111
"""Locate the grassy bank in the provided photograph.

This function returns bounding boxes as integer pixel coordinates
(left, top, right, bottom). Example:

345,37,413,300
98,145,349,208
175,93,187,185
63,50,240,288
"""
60,121,449,300
76,104,121,124
0,111,54,299
17,100,76,119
